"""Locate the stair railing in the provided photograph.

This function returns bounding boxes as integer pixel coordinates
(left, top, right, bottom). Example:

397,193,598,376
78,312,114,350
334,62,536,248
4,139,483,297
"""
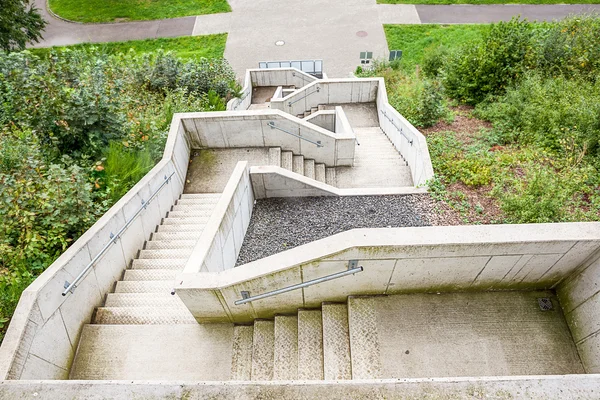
288,86,320,108
62,171,176,296
266,121,323,147
292,71,314,84
381,109,413,145
234,261,363,305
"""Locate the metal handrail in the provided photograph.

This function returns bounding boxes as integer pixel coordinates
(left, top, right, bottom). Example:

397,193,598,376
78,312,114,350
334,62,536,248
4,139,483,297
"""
292,71,313,83
266,121,323,147
288,87,320,107
381,109,413,145
62,171,176,296
235,263,363,305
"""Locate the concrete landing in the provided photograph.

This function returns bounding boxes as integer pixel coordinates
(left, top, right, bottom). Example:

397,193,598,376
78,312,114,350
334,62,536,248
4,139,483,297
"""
70,324,234,380
355,291,583,379
184,148,270,193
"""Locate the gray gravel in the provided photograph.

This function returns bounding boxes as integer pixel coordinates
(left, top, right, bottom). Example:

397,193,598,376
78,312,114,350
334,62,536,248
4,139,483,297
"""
236,194,436,266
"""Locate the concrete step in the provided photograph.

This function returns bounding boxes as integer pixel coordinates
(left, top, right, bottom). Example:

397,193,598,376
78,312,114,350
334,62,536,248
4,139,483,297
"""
296,114,304,119
298,309,324,380
325,168,336,186
292,155,304,175
123,269,178,281
70,325,234,380
145,240,197,250
268,147,282,167
156,224,206,233
318,104,326,111
273,315,298,380
131,258,187,270
311,107,318,114
171,203,218,212
137,248,193,259
303,159,315,180
151,232,203,241
303,111,311,118
162,216,210,225
348,297,382,379
176,197,221,206
104,293,184,308
94,307,196,325
167,210,214,218
322,303,352,380
180,193,222,199
114,280,173,294
231,325,254,380
281,151,293,171
315,164,326,183
251,320,275,381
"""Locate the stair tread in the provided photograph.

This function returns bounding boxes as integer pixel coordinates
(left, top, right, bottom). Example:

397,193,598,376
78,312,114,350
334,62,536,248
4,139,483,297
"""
171,203,218,212
131,258,187,270
348,297,382,379
94,307,196,325
162,217,210,225
251,320,275,381
303,159,315,180
269,147,282,167
156,224,206,233
325,168,336,186
145,240,197,250
104,293,184,308
231,325,254,380
138,248,193,259
322,303,352,380
123,269,179,281
292,155,304,175
167,210,214,218
315,164,326,183
176,198,221,206
273,315,298,380
180,193,221,199
114,280,174,293
298,310,324,380
281,151,293,171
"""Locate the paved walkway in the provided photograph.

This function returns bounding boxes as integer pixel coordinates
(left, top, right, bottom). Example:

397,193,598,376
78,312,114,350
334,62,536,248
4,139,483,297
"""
32,0,600,77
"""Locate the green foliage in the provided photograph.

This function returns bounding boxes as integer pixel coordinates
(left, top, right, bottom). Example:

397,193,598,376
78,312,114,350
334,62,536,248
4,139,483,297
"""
442,18,535,104
422,46,450,78
0,0,46,51
48,0,230,23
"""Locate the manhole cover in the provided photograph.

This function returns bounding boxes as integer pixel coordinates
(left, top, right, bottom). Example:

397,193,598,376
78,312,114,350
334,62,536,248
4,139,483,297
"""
356,31,368,37
538,298,553,311
275,40,285,46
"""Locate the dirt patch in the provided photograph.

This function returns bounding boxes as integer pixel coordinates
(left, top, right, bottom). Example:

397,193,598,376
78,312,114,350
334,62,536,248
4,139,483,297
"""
421,105,493,144
444,182,505,224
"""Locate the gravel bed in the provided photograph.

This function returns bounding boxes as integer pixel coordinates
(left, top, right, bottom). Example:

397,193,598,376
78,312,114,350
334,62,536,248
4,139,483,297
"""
236,194,441,266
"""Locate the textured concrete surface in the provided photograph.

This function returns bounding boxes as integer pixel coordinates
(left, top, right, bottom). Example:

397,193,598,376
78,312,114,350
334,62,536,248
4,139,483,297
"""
184,148,269,193
69,324,234,380
298,310,324,380
251,320,275,380
273,316,299,380
230,325,253,380
322,303,352,380
363,291,584,378
4,376,600,399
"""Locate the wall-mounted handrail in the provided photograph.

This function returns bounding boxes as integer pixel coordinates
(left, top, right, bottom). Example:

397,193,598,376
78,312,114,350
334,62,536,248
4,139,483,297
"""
288,87,320,107
292,71,313,84
234,264,363,305
381,109,413,145
62,172,176,296
266,121,323,147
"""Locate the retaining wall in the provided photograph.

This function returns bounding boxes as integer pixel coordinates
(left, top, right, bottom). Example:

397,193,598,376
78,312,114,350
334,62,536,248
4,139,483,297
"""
175,223,600,323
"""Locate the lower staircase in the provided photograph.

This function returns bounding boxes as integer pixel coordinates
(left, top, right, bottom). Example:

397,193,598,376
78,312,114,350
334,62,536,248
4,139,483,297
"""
92,193,221,325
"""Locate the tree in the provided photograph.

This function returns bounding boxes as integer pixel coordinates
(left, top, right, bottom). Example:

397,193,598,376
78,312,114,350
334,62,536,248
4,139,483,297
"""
0,0,46,52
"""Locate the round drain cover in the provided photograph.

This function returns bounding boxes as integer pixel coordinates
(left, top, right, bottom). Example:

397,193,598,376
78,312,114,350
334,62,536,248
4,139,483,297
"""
356,31,368,37
275,40,285,46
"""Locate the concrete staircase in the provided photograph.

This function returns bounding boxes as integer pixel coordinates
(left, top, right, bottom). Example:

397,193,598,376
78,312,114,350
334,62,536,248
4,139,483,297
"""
296,106,321,119
268,147,336,186
93,193,221,325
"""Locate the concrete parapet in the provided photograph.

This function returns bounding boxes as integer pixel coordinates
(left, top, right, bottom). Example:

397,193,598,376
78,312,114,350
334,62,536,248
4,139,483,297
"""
175,222,600,323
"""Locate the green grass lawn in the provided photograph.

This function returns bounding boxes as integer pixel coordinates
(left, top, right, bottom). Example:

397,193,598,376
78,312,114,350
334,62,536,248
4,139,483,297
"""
31,34,228,60
49,0,231,23
384,24,489,71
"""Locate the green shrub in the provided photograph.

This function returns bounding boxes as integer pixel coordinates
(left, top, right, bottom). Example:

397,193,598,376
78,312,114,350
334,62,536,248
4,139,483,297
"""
388,76,446,128
422,45,449,78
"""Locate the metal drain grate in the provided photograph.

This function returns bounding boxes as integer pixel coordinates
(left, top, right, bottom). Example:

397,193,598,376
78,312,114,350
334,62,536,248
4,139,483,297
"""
538,298,553,311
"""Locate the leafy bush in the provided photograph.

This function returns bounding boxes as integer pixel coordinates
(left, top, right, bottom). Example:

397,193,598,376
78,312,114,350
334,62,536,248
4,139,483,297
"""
388,76,446,128
442,17,535,104
422,45,449,78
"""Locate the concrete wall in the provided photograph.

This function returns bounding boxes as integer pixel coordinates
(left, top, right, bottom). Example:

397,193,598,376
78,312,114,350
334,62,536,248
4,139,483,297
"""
304,110,335,132
558,248,600,373
250,166,427,198
0,117,191,380
179,109,355,167
376,80,434,187
271,79,379,117
175,223,600,323
181,162,253,274
226,70,252,111
249,68,316,89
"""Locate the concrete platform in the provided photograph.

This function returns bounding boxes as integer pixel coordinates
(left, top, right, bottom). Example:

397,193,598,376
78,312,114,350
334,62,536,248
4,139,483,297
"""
355,291,584,379
70,324,234,380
